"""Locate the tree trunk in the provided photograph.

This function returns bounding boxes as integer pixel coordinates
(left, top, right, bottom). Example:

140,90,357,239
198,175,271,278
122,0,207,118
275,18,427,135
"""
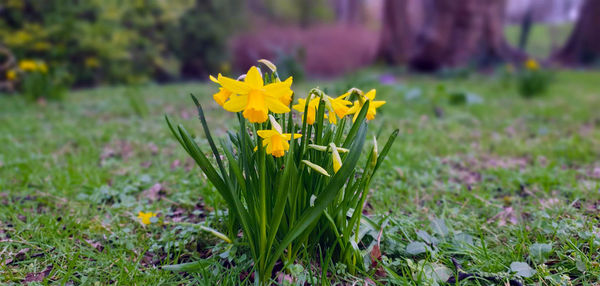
333,0,365,26
377,0,423,64
552,0,600,65
378,0,525,71
411,0,524,71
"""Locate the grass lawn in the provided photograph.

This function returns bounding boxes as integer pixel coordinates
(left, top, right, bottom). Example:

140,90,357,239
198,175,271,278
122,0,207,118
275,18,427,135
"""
1,69,599,284
504,24,574,59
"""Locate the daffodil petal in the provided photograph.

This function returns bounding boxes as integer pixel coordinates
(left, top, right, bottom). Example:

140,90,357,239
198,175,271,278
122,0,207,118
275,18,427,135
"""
265,96,291,113
218,75,251,94
264,77,293,99
223,95,248,112
245,66,263,89
257,130,278,138
371,100,386,108
283,133,302,140
292,98,306,112
365,89,376,100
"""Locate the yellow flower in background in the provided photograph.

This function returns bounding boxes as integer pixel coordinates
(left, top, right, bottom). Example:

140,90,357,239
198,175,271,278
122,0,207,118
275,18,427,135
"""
85,57,100,68
346,89,386,122
256,115,301,157
293,95,321,125
6,70,17,81
525,59,539,71
17,60,48,73
218,66,293,123
33,42,51,51
19,60,38,72
209,74,233,106
137,211,157,225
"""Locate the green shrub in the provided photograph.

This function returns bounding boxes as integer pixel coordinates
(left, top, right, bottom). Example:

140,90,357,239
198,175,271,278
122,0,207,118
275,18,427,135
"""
1,0,231,85
518,59,552,98
166,0,243,77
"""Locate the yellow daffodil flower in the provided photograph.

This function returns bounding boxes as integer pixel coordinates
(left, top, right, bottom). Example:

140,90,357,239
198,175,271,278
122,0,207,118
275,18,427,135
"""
6,69,17,81
346,89,386,122
85,57,100,68
293,95,321,125
209,74,233,106
525,59,539,71
218,66,293,123
324,94,351,124
275,77,293,106
138,211,157,225
256,115,301,157
19,60,38,72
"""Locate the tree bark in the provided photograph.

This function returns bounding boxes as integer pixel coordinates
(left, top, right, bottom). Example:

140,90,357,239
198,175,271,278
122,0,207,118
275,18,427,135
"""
378,0,525,71
377,0,423,64
333,0,365,26
552,0,600,65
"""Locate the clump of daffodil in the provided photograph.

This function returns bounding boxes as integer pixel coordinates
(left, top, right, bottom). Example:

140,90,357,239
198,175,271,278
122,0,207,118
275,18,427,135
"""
257,115,301,157
18,60,47,73
345,89,386,121
19,60,38,72
165,59,399,284
525,58,539,71
214,66,293,123
137,211,157,225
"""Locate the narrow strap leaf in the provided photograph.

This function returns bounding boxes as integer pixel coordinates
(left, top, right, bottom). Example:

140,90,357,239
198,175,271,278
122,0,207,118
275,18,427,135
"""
190,94,228,182
343,100,370,148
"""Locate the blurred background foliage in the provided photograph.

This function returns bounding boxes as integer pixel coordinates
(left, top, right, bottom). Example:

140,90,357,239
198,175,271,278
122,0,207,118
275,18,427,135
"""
0,0,246,86
1,0,595,88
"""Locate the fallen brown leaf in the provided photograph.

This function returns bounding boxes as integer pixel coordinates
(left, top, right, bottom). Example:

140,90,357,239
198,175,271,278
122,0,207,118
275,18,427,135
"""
23,265,53,284
141,183,164,202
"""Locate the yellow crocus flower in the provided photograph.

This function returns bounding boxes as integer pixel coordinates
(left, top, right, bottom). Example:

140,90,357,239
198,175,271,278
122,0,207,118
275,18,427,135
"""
218,66,293,123
137,211,157,225
256,115,301,157
346,89,386,122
